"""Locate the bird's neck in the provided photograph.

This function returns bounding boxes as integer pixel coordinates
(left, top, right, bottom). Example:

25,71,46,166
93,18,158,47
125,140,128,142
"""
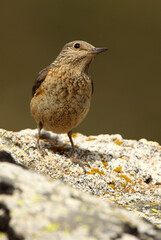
53,58,92,77
60,66,89,80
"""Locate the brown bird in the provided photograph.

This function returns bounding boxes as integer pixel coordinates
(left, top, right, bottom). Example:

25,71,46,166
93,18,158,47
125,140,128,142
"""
30,40,107,152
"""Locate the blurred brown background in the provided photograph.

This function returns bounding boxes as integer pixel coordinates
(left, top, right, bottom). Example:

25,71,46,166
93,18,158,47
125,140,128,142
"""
1,0,161,143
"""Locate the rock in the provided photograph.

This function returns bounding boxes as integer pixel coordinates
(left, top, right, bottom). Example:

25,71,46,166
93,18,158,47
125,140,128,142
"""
0,162,161,240
0,128,161,233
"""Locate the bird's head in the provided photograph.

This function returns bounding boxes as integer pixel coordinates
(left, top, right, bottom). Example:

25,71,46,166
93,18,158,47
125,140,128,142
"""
54,40,107,74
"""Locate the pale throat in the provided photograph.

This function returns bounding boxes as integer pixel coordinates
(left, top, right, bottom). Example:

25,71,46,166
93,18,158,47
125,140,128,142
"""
54,56,93,77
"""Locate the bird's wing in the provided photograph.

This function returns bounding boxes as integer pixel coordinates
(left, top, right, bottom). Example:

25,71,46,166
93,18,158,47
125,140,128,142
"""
32,64,53,97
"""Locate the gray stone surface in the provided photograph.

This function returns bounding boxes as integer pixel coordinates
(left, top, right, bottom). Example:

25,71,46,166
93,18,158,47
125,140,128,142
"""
0,162,161,240
0,128,161,239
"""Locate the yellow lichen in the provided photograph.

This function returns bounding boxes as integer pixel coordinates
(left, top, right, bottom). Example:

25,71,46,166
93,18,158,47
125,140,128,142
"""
33,235,38,240
120,174,132,183
65,169,70,174
104,191,108,194
114,139,123,145
63,229,70,236
86,137,96,141
151,202,160,205
107,184,115,189
72,132,78,138
86,168,105,175
18,152,24,156
17,200,24,206
113,166,122,173
151,209,158,213
45,223,60,232
30,195,41,202
102,161,108,168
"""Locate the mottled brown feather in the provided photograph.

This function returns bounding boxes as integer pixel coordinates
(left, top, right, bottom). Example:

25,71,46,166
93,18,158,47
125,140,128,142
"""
32,63,94,97
32,64,53,97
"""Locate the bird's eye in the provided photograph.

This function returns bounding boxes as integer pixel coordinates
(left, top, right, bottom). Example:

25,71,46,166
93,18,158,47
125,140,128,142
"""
74,43,80,49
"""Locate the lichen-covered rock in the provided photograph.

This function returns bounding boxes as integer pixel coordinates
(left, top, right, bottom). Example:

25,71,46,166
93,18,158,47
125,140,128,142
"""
0,128,161,229
0,162,161,240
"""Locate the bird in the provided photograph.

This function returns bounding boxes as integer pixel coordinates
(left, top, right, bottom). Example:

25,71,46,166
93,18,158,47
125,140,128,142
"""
30,40,107,153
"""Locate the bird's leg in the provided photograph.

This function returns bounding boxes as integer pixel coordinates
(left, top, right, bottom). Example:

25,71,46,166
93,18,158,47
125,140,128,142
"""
36,122,43,152
67,130,89,170
67,130,75,151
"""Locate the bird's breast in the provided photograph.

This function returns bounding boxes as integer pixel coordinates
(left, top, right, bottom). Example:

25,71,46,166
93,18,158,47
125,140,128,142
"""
30,69,92,133
44,69,92,105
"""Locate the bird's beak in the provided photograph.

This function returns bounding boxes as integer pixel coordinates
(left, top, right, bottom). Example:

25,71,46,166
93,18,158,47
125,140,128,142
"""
89,47,108,54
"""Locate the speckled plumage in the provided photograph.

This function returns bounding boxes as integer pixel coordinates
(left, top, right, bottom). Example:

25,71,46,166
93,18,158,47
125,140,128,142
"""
30,40,107,150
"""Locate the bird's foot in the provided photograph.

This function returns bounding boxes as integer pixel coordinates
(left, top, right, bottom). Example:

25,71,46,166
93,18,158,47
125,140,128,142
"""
36,143,47,157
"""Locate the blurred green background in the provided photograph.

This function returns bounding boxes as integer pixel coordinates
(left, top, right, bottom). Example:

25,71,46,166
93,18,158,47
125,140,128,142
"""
1,0,161,143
